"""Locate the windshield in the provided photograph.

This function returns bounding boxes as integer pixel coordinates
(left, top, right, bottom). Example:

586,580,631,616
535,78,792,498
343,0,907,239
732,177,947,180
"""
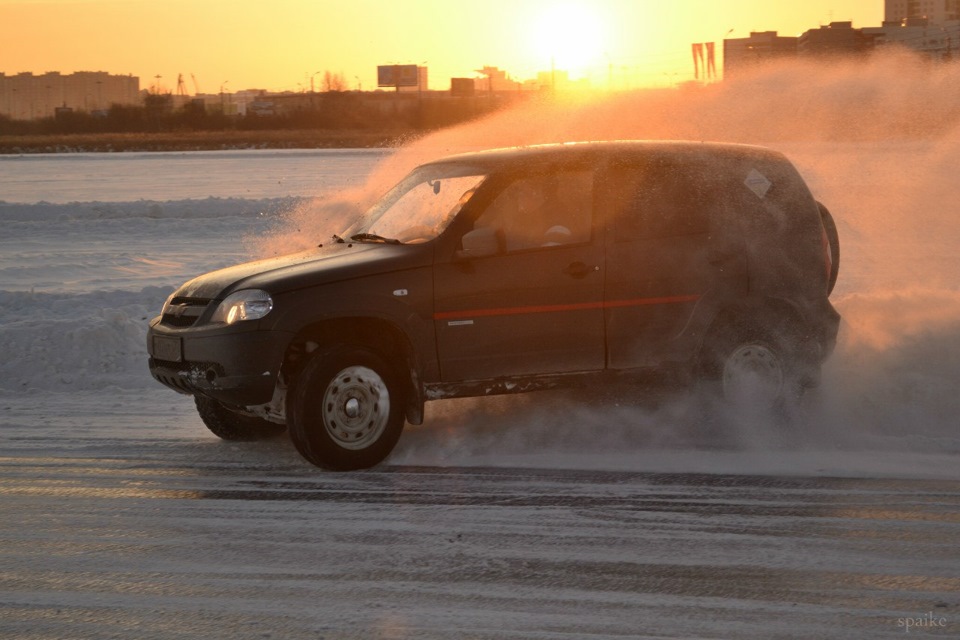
341,164,487,244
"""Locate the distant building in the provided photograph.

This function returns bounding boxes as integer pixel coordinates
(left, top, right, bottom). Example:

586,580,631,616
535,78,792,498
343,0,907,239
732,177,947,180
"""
885,0,960,25
798,22,876,56
721,11,960,81
864,19,960,60
0,71,139,120
723,31,799,75
474,66,522,93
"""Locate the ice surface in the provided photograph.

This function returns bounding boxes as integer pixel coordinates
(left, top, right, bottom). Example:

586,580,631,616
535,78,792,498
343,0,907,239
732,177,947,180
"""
0,148,389,204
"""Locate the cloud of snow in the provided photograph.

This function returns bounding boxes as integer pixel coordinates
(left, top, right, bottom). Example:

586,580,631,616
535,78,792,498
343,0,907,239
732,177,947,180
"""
330,49,960,466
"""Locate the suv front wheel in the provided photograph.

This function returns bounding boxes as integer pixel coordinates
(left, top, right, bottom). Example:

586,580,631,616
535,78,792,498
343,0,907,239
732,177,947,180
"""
288,344,406,471
195,396,287,440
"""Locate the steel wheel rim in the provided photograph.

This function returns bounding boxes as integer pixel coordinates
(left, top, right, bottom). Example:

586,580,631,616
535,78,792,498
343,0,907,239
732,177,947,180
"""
722,343,784,408
322,365,390,450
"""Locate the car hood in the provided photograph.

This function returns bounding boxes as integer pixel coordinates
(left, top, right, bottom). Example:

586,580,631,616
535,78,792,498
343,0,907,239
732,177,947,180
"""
174,242,430,300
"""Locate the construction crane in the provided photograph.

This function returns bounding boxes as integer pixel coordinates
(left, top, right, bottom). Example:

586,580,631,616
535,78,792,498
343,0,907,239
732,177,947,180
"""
176,73,188,97
191,74,201,95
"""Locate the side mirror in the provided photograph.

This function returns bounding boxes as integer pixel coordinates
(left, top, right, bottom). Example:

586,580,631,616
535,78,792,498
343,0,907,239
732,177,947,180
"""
456,226,500,259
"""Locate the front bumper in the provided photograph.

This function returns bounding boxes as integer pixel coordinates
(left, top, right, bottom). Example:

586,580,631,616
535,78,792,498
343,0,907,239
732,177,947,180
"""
147,318,293,407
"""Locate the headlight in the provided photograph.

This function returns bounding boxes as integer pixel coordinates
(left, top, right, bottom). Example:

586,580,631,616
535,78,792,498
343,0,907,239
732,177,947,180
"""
210,289,274,325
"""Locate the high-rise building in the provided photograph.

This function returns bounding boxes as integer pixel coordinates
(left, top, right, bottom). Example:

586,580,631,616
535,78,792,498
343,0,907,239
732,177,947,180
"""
877,0,960,59
0,71,140,120
885,0,960,25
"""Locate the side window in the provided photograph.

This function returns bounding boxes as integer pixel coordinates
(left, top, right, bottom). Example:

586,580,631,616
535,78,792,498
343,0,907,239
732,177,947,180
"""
468,168,593,253
608,160,709,241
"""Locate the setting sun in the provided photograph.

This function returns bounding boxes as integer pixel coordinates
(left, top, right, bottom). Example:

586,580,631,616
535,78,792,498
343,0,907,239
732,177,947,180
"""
530,3,606,78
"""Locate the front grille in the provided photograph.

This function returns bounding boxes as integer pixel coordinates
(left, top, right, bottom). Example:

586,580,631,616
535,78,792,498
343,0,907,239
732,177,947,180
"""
161,297,211,328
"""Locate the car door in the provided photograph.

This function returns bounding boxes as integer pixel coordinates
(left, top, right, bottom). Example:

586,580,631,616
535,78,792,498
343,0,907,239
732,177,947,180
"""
598,156,715,369
433,166,605,381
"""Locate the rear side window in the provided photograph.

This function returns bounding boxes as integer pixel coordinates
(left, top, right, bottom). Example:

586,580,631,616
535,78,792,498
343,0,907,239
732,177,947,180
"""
605,159,710,241
469,167,594,252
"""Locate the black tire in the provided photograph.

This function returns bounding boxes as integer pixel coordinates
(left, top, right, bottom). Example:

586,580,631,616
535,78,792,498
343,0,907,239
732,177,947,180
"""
195,395,287,441
818,202,840,296
699,320,805,415
288,344,406,471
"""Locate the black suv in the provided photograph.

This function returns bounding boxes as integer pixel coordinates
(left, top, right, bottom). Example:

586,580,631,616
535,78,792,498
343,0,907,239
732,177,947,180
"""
148,141,840,470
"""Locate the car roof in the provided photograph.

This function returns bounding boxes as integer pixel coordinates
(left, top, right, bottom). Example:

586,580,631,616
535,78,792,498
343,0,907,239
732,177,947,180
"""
421,140,786,171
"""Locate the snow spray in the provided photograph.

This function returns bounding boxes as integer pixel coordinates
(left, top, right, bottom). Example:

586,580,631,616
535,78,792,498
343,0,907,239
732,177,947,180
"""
256,49,960,469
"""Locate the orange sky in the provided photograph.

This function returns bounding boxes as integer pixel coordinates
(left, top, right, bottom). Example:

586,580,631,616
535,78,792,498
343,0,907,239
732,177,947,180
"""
1,0,882,92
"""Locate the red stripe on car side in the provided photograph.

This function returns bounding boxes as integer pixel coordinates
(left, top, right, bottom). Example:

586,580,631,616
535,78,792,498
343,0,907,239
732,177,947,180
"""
433,294,701,321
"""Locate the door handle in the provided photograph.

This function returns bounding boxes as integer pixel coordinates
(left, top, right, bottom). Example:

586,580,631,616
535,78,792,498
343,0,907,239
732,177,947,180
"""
563,261,597,279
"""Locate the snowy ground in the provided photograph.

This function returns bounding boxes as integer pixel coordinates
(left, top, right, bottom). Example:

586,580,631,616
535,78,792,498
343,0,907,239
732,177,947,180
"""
2,426,957,639
2,66,960,637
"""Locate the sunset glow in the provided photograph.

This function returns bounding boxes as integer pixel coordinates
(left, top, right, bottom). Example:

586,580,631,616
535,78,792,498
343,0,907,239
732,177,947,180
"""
530,3,606,78
0,0,883,92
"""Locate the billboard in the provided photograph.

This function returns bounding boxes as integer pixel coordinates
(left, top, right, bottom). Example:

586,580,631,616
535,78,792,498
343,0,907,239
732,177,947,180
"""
450,78,475,97
377,64,420,88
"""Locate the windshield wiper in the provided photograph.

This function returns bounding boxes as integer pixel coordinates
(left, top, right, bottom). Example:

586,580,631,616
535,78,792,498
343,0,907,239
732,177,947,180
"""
350,233,401,245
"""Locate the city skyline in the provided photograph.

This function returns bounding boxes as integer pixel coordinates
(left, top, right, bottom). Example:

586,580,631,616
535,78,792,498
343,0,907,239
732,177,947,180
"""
2,0,882,93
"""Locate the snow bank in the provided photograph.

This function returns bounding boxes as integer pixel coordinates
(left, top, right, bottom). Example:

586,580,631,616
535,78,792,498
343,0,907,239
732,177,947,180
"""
0,287,169,393
0,198,303,394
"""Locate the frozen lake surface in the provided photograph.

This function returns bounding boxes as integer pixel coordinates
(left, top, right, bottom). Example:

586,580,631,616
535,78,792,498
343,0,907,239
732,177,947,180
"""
1,113,959,636
0,148,389,203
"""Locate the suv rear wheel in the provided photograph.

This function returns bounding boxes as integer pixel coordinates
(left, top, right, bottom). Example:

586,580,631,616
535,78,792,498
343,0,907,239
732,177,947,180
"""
700,321,804,414
288,344,406,471
195,396,286,440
